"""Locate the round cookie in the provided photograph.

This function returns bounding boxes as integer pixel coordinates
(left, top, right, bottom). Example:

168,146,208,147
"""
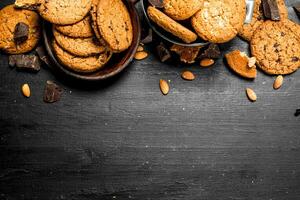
239,0,288,41
55,15,93,38
96,0,133,52
191,0,246,43
251,20,300,75
147,6,197,44
53,41,112,73
38,0,92,25
53,28,105,57
0,5,40,54
163,0,203,21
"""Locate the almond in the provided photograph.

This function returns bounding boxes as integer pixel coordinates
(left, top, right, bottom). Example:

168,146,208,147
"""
134,51,148,60
200,58,214,67
22,83,30,98
246,88,257,102
137,45,144,52
273,75,283,90
248,57,256,68
181,71,195,81
159,79,169,95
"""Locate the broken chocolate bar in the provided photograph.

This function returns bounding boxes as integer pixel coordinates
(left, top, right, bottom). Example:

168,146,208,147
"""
262,0,281,21
14,22,29,44
156,42,171,62
141,29,153,44
43,81,63,103
148,0,163,8
170,44,202,64
35,46,51,66
198,43,221,59
8,54,40,72
293,3,300,19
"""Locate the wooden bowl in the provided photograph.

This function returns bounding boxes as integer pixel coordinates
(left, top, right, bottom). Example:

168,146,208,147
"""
43,1,141,81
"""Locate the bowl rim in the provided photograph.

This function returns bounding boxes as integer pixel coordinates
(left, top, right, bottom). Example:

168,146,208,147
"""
140,0,210,47
43,1,141,81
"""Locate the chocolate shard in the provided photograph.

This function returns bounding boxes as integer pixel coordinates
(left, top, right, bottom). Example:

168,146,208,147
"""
43,81,63,103
156,42,172,62
141,29,153,44
14,22,29,44
198,43,221,59
293,3,300,19
35,46,51,66
262,0,281,21
8,54,40,72
170,44,202,64
148,0,163,8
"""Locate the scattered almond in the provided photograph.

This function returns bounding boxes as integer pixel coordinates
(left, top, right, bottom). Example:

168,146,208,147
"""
181,71,195,81
22,83,30,98
137,45,144,52
246,88,257,102
273,75,283,90
134,51,148,60
159,79,169,95
200,58,214,67
248,57,256,68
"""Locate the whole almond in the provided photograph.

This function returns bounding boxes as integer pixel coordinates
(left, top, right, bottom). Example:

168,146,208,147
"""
159,79,169,95
248,57,256,68
246,88,257,102
134,51,148,60
137,45,144,52
273,75,283,90
22,83,30,98
181,71,195,81
200,58,214,67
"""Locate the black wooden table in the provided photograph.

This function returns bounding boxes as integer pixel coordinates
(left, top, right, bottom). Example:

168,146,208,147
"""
1,0,300,199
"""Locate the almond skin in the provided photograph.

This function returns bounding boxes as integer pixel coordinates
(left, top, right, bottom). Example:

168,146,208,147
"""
22,83,30,98
246,88,257,102
200,58,214,67
134,51,148,60
273,75,283,90
181,71,195,81
159,79,169,95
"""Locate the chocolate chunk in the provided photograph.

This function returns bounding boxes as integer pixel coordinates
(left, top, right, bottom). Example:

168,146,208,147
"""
35,46,51,66
295,109,300,117
148,0,163,8
141,29,153,44
262,0,281,21
198,43,221,59
43,81,63,103
8,54,40,72
170,44,201,64
293,3,300,19
14,22,29,44
156,42,171,62
292,57,299,62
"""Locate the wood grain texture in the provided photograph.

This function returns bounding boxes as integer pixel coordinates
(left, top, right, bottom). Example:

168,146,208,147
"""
0,0,300,199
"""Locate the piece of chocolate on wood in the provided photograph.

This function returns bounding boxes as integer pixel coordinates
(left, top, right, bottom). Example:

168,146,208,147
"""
141,29,153,44
14,22,29,44
262,0,281,21
170,44,202,64
43,81,63,103
156,42,171,62
35,46,51,66
198,43,221,59
293,3,300,19
8,54,41,72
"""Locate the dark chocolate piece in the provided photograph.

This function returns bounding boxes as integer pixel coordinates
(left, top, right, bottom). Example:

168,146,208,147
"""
292,57,299,62
198,43,221,59
35,46,51,66
170,44,201,64
141,29,153,44
8,54,40,72
156,42,171,62
293,3,300,19
148,0,163,8
43,81,63,103
14,22,29,44
295,109,300,117
262,0,281,21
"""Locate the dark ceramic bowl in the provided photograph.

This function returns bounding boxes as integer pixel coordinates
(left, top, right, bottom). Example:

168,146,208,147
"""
43,0,141,81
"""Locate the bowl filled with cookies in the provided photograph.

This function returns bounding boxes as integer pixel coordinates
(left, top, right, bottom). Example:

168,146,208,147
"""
141,0,255,46
41,0,141,81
